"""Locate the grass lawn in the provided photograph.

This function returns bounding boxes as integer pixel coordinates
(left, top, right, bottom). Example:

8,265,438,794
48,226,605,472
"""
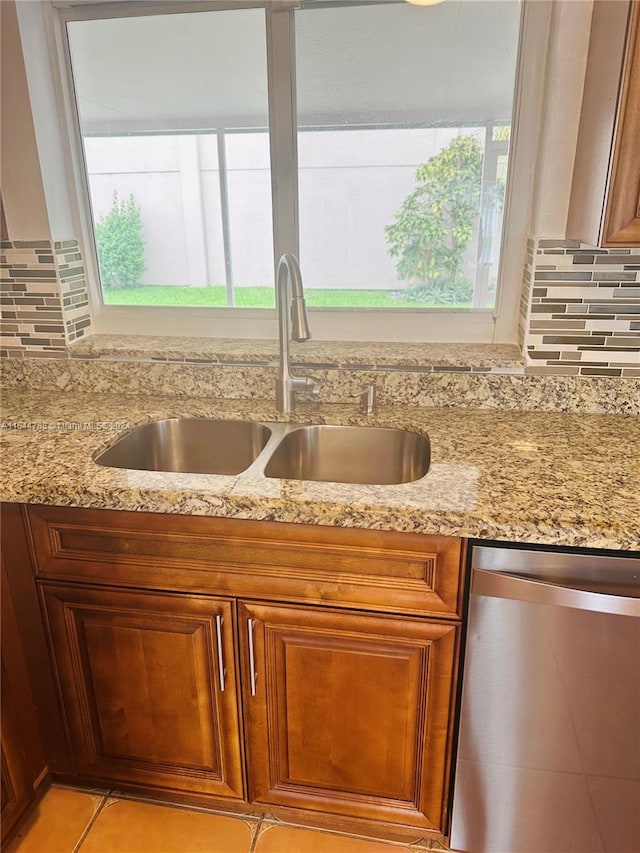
103,285,471,309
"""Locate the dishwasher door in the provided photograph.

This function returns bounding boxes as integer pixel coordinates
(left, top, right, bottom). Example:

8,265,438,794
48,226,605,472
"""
450,545,640,853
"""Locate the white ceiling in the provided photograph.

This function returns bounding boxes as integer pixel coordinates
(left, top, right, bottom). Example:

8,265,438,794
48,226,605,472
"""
67,1,521,133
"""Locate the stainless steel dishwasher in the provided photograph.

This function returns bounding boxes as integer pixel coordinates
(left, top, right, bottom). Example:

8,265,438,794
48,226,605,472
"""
450,544,640,853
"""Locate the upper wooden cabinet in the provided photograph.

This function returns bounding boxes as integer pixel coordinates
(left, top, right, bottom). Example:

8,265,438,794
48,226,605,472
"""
568,0,640,247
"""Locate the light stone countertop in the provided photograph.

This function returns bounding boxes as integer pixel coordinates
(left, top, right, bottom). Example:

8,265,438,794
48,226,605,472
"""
69,335,526,370
1,389,638,551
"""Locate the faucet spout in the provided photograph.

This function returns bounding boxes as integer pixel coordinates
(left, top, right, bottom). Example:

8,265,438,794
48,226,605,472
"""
275,253,319,414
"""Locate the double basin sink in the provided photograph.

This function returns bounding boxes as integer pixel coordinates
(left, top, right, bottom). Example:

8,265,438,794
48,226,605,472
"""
95,418,430,486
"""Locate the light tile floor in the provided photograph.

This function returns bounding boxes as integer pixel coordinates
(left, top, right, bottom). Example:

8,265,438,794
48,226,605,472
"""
6,786,453,853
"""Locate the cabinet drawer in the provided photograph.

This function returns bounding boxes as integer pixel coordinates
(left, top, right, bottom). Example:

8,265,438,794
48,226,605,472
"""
27,505,464,618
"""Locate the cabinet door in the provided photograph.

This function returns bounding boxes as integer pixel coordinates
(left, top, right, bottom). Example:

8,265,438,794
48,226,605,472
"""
41,584,244,800
1,548,49,846
568,0,640,246
605,1,640,246
1,662,33,845
239,602,458,831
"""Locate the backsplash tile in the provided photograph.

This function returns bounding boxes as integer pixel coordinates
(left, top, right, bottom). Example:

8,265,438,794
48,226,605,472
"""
2,234,637,398
0,240,66,358
0,239,92,357
56,240,92,344
521,238,640,376
517,238,534,350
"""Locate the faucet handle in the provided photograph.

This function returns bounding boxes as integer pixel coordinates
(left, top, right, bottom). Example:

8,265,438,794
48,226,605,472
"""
292,375,322,399
305,376,322,397
355,384,377,415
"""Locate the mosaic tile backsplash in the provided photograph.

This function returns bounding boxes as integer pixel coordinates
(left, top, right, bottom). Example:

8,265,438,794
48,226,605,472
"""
521,238,640,377
0,239,92,357
2,236,639,384
57,241,92,344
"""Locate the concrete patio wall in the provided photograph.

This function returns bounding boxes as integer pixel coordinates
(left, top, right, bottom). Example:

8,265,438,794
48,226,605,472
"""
84,126,483,290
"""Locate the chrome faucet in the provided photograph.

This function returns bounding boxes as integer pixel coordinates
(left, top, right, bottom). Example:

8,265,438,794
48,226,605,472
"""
275,253,320,414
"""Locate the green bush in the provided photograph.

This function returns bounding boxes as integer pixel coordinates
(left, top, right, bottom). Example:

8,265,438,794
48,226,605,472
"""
401,277,473,306
95,191,145,289
385,135,482,304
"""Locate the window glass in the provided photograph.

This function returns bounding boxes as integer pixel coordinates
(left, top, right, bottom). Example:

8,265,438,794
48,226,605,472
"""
66,1,521,318
67,8,273,308
226,132,275,307
294,1,520,310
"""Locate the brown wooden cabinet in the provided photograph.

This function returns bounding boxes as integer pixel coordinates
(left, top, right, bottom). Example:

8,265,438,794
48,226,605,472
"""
5,503,466,841
568,0,640,247
40,584,245,801
1,529,49,846
240,601,458,832
1,661,35,844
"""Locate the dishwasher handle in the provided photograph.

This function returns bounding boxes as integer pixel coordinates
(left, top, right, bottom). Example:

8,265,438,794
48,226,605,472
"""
473,568,640,618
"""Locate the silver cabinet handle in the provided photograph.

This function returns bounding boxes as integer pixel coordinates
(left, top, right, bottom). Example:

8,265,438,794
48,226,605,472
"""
247,617,257,696
215,614,226,692
473,568,640,618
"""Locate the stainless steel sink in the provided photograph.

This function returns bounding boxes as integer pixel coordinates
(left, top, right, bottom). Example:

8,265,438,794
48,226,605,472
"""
94,418,271,475
95,419,430,485
263,425,430,485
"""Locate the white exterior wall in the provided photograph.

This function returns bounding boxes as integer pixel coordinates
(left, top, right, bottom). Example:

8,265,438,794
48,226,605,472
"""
84,126,482,290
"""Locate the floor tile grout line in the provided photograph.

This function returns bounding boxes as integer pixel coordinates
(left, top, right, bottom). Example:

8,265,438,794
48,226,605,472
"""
28,785,453,852
251,818,443,851
44,785,449,852
72,788,113,853
248,814,265,853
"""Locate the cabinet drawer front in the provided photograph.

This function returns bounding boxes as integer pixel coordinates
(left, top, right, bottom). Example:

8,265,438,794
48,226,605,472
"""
240,601,459,831
40,584,244,800
27,506,463,617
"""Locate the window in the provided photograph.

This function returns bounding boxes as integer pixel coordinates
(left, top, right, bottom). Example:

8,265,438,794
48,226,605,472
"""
53,0,535,342
67,7,275,307
294,2,517,311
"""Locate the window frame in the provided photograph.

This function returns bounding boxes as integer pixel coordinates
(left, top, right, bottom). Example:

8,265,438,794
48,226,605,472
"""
45,0,550,343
